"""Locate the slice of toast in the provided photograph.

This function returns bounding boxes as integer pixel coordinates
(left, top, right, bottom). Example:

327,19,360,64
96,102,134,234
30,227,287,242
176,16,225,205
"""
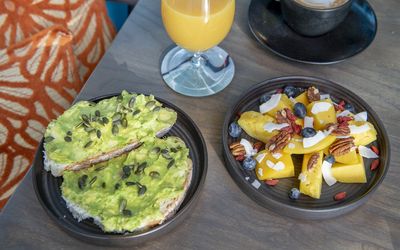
61,137,192,233
43,91,177,176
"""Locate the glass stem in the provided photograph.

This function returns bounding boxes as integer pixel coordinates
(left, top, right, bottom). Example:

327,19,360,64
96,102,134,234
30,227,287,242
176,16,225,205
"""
191,52,203,67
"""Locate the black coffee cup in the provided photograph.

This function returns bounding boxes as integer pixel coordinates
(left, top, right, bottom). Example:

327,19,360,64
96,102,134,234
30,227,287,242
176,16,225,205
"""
280,0,353,37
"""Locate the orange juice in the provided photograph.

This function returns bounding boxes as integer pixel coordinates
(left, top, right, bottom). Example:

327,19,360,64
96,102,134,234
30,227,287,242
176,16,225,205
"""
161,0,235,52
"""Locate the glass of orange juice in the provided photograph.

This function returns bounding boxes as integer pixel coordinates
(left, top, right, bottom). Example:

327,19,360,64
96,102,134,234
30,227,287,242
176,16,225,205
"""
161,0,235,97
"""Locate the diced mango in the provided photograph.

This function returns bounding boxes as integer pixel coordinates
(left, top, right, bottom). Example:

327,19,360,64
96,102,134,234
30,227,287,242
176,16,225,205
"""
349,121,377,146
281,94,294,108
238,111,278,143
255,150,295,180
294,92,309,106
263,94,292,117
299,151,324,199
323,147,359,164
284,134,336,154
307,100,337,130
331,153,367,183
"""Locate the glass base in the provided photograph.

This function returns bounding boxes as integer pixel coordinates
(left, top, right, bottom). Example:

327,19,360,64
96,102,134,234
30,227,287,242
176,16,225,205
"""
161,46,235,97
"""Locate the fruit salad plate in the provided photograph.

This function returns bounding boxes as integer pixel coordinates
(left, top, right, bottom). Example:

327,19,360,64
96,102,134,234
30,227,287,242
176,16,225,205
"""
33,93,207,246
222,76,390,219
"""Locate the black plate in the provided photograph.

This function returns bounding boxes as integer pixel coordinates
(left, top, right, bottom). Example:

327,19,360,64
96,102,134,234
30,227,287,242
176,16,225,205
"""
32,93,208,247
248,0,377,64
222,76,390,219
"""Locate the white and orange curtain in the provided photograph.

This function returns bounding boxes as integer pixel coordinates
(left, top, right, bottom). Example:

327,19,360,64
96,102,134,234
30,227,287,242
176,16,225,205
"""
0,0,116,209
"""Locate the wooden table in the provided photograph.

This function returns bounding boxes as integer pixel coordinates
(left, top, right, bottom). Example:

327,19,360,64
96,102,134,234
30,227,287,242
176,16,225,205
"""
1,0,399,249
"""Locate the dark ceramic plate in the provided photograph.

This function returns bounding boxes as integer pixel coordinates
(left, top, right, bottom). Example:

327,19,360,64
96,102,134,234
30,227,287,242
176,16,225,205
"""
32,93,207,247
222,76,390,219
248,0,377,64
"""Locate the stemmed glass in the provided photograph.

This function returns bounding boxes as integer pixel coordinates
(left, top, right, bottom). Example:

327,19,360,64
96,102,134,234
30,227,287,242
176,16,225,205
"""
161,0,235,97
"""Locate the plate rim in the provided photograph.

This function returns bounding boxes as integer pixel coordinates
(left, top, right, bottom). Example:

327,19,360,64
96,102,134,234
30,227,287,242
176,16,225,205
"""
32,92,208,245
247,0,378,65
221,75,391,219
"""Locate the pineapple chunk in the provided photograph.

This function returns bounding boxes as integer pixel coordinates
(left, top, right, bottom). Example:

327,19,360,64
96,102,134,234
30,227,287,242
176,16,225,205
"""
284,134,336,154
238,111,277,143
349,121,377,146
255,150,295,180
294,92,309,106
299,151,324,199
331,153,367,183
323,147,359,164
307,100,337,130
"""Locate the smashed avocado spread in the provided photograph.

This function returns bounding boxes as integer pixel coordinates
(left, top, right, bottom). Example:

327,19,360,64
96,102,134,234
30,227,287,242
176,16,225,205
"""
44,91,177,164
62,137,191,233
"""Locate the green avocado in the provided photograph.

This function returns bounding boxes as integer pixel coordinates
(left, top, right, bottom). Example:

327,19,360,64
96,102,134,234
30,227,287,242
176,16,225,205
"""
44,91,177,164
62,137,191,233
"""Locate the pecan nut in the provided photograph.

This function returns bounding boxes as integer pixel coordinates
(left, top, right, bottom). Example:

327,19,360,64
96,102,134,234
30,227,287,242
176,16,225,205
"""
276,109,289,124
325,123,350,136
329,137,356,156
307,153,320,171
265,130,291,154
229,142,246,157
307,86,321,102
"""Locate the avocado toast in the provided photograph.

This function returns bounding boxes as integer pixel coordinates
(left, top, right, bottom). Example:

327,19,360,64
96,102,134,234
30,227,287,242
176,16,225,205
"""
44,91,177,176
61,136,192,233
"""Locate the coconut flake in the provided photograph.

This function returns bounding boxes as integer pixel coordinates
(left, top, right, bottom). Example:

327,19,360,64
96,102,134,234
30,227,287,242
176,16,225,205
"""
259,94,281,114
321,160,337,186
336,135,351,139
288,143,295,149
273,161,285,171
240,138,257,157
337,110,352,117
303,131,326,148
251,180,261,189
311,102,332,114
304,116,314,128
264,122,290,132
358,145,379,158
272,153,282,159
245,177,250,181
320,94,330,100
354,111,368,122
266,160,275,169
349,124,370,134
255,153,266,163
298,173,307,183
258,167,263,177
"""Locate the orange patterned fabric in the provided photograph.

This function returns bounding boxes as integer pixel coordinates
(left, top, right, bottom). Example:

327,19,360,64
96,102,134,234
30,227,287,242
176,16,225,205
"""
0,0,116,82
0,26,82,208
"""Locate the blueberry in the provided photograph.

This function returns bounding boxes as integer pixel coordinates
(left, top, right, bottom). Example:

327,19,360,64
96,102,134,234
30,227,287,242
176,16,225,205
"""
228,122,242,138
283,85,297,98
324,155,335,164
301,127,317,138
344,103,355,113
293,103,307,118
289,188,300,200
259,94,271,104
242,157,256,171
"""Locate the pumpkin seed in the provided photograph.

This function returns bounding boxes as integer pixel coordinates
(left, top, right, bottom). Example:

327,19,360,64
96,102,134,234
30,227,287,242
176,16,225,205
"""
121,118,128,128
102,117,109,124
170,148,178,153
64,136,72,142
84,127,95,133
152,106,161,112
151,147,161,154
101,182,106,188
162,151,172,160
44,136,54,143
123,165,131,175
126,181,137,186
112,124,119,135
81,114,89,122
119,198,127,213
78,175,88,189
128,96,136,108
145,101,156,109
149,171,160,179
89,176,97,185
122,209,132,217
95,165,106,171
95,110,100,117
112,112,122,122
67,131,72,136
96,130,101,139
115,183,121,190
132,110,141,116
138,185,147,196
117,95,123,102
167,159,175,169
84,141,93,148
135,162,147,175
161,149,169,154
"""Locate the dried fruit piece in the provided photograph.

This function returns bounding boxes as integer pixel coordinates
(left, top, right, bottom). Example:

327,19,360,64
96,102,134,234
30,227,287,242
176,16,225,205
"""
334,192,347,201
235,155,245,161
371,146,379,155
370,159,380,171
253,141,264,153
307,153,320,171
306,86,320,102
337,116,353,124
329,137,355,156
265,179,279,186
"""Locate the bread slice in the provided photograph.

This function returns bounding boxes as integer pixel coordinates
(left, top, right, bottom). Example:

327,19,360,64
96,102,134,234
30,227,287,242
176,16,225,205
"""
61,137,192,233
43,91,177,176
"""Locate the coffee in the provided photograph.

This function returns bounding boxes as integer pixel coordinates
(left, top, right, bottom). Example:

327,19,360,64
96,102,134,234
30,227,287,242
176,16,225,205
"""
294,0,349,9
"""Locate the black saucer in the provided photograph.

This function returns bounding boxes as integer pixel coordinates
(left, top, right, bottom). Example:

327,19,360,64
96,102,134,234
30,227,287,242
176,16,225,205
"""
248,0,377,64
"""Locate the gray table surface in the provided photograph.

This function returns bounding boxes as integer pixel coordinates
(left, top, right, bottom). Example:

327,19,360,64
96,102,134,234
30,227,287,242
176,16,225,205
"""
1,0,399,249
